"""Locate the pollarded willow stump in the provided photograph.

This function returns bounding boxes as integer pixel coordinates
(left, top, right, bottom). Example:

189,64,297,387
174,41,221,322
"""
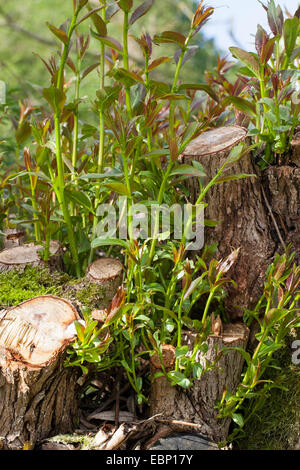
0,241,63,273
181,126,275,319
150,323,249,444
0,295,81,450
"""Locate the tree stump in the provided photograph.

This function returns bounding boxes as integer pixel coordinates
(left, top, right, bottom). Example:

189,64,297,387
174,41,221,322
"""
64,257,123,314
262,166,300,264
181,126,276,318
0,295,81,450
0,241,63,273
150,323,249,444
87,257,123,301
1,228,26,249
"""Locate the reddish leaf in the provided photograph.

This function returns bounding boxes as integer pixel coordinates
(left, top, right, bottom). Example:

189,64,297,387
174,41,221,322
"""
148,56,170,71
267,0,284,36
46,23,68,45
129,0,154,25
81,63,99,79
91,13,107,36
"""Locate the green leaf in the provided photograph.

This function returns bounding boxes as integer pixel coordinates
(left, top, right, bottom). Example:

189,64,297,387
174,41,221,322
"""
167,371,191,389
91,237,129,251
216,173,255,184
175,346,189,358
15,122,32,145
91,13,107,36
91,32,123,53
193,363,203,380
170,165,206,178
178,83,219,102
46,23,69,45
109,68,144,87
222,96,256,118
232,413,244,428
284,17,299,58
229,47,260,78
42,86,66,114
225,143,248,166
65,189,94,213
104,182,130,196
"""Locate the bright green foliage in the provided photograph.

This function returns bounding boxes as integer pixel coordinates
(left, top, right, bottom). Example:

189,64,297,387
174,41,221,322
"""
237,336,300,450
0,266,67,307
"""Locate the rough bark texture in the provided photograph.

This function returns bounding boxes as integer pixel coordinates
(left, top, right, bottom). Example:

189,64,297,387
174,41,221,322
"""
87,257,123,301
0,296,81,450
64,257,124,312
150,323,249,444
291,128,300,167
0,241,63,273
262,165,300,264
182,126,275,318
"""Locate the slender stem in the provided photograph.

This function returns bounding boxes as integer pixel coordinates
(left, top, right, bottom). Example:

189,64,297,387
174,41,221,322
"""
28,172,41,242
50,11,81,276
71,68,81,182
123,11,132,118
147,32,193,265
89,4,106,264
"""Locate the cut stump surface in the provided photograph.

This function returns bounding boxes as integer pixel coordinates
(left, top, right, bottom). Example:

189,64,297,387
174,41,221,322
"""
0,295,81,449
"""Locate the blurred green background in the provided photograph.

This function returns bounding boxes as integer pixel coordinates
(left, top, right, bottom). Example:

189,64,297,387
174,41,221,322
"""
0,0,219,101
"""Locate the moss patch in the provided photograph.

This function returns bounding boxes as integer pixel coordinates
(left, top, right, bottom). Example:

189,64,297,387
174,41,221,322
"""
237,335,300,450
0,266,108,311
0,266,70,307
72,281,106,309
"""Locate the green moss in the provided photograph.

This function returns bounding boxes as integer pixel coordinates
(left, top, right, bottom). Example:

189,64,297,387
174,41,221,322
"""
0,266,108,311
73,282,106,310
0,266,70,307
237,335,300,450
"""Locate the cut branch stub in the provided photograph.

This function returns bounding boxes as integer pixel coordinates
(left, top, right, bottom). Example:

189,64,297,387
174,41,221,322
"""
183,125,248,159
87,257,123,302
181,125,275,319
0,295,81,449
0,241,63,273
0,295,80,366
150,322,249,444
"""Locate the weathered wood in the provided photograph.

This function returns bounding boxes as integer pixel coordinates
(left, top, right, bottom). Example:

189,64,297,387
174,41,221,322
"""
1,228,26,249
291,128,300,167
0,241,63,273
63,257,124,313
182,126,276,318
262,165,300,264
0,295,81,449
150,323,249,444
87,257,123,300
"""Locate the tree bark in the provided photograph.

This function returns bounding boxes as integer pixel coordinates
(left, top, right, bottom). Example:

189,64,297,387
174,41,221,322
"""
0,241,63,273
0,295,81,450
182,126,276,319
262,165,300,264
150,322,249,444
64,257,124,313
